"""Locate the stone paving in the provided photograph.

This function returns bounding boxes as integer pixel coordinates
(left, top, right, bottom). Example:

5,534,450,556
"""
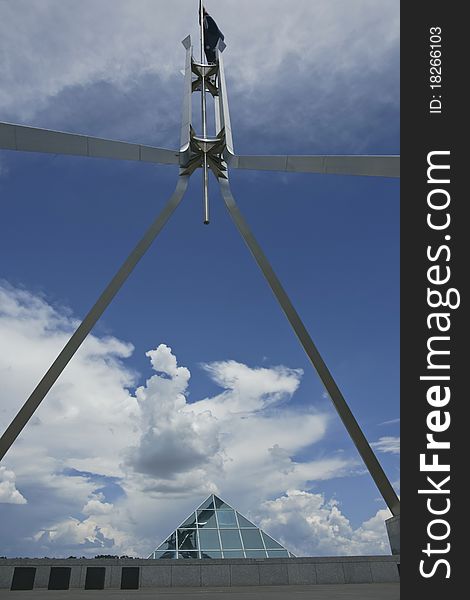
0,583,400,599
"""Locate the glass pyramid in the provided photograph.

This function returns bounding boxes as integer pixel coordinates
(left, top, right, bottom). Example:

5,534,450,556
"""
148,494,294,559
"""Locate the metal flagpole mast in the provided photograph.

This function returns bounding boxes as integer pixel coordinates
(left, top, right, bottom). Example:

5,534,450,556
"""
199,1,210,224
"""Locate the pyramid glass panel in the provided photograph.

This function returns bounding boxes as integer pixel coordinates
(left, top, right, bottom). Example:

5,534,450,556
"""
201,550,223,558
152,550,176,559
267,549,289,557
197,496,215,510
199,529,221,550
157,532,176,551
197,509,217,528
216,510,237,528
180,512,197,528
214,495,232,509
245,550,268,558
236,513,256,528
149,494,293,559
178,551,198,559
220,529,243,549
178,529,198,551
240,528,263,549
262,532,284,549
223,550,245,558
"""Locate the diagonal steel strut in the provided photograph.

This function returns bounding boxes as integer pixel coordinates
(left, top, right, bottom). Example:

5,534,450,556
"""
218,175,400,517
0,174,190,462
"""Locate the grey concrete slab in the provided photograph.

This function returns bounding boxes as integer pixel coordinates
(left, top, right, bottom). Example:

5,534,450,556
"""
140,566,171,588
78,565,87,589
171,565,201,587
258,563,288,586
69,566,82,589
201,564,230,587
230,564,259,586
0,556,400,590
0,583,401,599
32,567,48,589
109,567,121,589
316,562,346,584
287,562,317,585
343,562,373,584
0,568,12,591
371,561,400,583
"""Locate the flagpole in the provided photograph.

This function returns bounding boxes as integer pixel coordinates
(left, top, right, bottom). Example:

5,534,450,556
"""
199,1,210,224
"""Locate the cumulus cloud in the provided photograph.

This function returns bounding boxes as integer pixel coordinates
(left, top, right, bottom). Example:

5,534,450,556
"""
31,507,137,555
372,436,400,455
125,345,222,479
0,281,138,476
124,345,334,498
254,490,392,556
200,360,303,415
0,466,27,505
83,495,114,516
0,281,393,557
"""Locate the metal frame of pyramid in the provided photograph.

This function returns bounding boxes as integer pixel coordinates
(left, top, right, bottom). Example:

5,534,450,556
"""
149,494,293,560
0,5,400,533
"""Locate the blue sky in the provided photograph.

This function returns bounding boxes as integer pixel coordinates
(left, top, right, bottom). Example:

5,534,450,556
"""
0,0,399,558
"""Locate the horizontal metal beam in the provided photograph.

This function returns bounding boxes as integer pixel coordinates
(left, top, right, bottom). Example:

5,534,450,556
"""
0,121,180,165
229,154,400,178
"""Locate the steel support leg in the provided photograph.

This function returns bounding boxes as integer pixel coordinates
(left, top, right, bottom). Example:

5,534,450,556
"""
218,176,400,516
0,174,190,461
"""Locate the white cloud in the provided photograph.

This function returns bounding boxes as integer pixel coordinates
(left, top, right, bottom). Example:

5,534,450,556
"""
124,346,341,500
379,418,400,426
0,466,27,505
32,513,132,553
199,360,303,416
372,436,400,455
83,496,114,517
0,282,138,477
0,1,399,152
0,281,391,557
0,0,187,121
125,346,222,479
254,490,392,556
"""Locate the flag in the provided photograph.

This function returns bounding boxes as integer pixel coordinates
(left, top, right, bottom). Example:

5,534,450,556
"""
200,4,225,63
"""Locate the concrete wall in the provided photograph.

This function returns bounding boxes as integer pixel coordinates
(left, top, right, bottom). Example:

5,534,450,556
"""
0,556,400,590
386,514,400,555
